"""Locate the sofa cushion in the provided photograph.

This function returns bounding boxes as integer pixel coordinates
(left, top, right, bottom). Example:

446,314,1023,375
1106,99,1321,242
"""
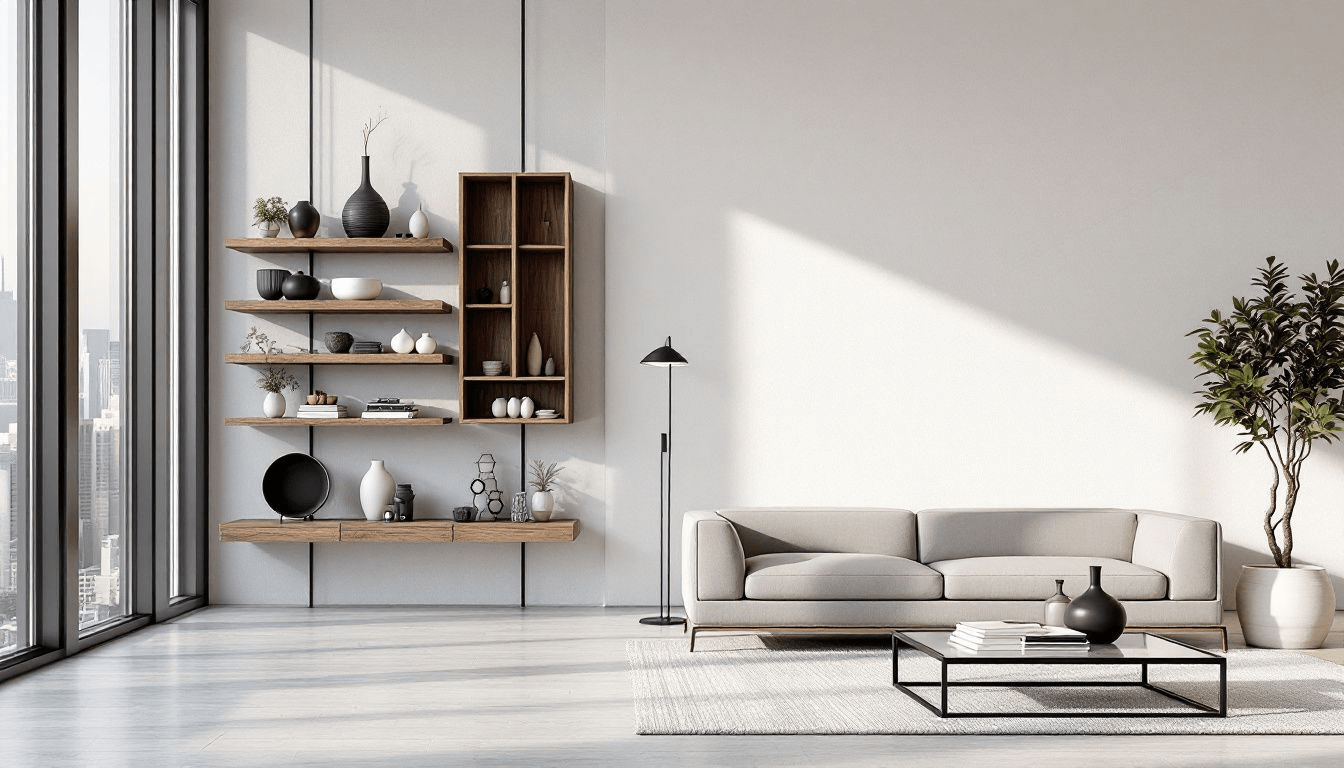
917,509,1138,562
716,508,918,559
929,556,1168,600
743,553,943,600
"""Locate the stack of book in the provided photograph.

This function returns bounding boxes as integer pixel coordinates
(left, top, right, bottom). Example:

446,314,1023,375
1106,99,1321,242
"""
948,621,1089,653
297,404,348,419
361,399,420,420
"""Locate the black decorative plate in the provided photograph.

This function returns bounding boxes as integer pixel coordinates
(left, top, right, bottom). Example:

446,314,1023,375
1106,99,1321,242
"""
262,453,331,519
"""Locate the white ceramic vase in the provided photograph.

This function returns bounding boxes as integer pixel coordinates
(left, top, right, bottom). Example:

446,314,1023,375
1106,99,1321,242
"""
408,204,430,238
360,460,395,522
544,356,556,376
390,328,415,354
500,280,511,305
1236,564,1336,649
507,396,521,418
520,396,535,418
415,332,437,354
530,490,554,521
262,391,286,418
491,397,509,418
527,332,543,376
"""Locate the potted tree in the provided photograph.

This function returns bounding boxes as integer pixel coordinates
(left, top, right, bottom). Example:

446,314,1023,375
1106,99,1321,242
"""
1190,256,1342,648
252,195,289,238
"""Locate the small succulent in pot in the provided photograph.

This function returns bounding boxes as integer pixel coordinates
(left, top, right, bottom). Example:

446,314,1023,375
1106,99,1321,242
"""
252,195,289,237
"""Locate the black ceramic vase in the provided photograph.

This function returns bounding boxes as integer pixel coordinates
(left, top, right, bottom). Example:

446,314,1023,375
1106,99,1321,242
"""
281,271,321,301
1064,565,1127,644
256,269,289,300
341,156,389,238
288,200,320,238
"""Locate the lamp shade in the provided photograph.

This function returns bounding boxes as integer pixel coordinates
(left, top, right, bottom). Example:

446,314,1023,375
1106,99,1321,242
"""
640,336,688,367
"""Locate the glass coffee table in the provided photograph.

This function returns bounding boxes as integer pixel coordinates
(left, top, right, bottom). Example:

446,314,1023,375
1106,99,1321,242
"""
892,631,1227,718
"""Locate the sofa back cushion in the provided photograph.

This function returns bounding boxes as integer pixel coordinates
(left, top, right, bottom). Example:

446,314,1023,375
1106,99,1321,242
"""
715,508,918,559
917,508,1137,563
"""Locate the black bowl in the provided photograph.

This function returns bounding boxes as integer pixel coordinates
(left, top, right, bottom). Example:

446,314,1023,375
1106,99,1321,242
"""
262,453,331,519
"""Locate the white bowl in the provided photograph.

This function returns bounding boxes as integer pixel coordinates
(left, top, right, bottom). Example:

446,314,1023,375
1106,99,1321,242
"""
330,277,382,301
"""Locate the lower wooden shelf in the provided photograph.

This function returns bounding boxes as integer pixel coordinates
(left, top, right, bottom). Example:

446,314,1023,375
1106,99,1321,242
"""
219,518,579,543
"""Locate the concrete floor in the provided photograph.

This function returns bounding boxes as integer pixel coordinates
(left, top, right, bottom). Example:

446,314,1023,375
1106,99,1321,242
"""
0,607,1341,767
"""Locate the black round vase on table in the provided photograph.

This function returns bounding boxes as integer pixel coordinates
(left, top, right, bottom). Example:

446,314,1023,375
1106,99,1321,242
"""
288,200,320,238
281,271,321,301
341,155,390,238
256,269,289,300
1064,565,1127,643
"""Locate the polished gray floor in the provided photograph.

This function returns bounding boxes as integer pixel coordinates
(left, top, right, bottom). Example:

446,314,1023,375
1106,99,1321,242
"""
0,607,1341,767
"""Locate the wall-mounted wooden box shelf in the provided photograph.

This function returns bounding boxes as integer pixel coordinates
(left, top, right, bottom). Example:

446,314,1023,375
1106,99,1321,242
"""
219,518,579,544
224,237,454,254
225,353,454,365
225,300,452,315
459,172,573,424
225,417,452,427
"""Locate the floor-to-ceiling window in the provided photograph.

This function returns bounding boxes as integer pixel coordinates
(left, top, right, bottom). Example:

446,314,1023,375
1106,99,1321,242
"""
0,1,30,658
77,0,130,632
0,0,206,681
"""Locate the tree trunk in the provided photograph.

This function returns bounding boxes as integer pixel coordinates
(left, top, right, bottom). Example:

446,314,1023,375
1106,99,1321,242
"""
1280,472,1298,568
1263,456,1285,567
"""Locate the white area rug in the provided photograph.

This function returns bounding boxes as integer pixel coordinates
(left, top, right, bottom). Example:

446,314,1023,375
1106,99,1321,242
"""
627,636,1344,735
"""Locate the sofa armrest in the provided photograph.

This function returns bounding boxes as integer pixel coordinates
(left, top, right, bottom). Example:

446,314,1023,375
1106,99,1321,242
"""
1131,510,1221,601
681,510,745,603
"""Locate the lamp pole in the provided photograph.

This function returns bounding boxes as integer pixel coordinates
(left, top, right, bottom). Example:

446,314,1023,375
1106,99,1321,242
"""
640,337,687,627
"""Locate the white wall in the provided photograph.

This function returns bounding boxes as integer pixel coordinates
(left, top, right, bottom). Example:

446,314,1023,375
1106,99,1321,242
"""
603,0,1344,608
208,0,607,604
212,0,1344,608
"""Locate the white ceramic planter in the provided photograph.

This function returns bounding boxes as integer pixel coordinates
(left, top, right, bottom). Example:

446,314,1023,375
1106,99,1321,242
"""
530,490,554,522
1235,564,1336,649
360,460,395,521
262,391,286,418
257,221,281,238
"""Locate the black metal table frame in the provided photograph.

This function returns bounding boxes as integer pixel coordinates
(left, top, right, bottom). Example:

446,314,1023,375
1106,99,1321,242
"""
892,632,1227,718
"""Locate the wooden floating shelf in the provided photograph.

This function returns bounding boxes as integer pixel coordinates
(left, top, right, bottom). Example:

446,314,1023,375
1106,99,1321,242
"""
224,237,453,254
219,518,579,544
459,417,571,425
225,299,452,315
225,353,454,365
461,376,565,382
225,417,451,427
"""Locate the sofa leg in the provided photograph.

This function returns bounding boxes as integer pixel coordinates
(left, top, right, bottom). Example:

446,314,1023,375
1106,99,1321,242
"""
689,626,699,652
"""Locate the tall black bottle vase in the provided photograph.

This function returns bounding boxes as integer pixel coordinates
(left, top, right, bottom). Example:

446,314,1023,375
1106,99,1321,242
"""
341,155,390,238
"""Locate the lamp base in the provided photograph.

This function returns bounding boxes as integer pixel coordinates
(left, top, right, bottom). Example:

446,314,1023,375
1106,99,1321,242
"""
639,616,686,626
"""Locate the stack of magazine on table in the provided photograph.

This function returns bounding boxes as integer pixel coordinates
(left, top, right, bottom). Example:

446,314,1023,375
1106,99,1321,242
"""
361,398,420,420
948,621,1089,653
297,404,348,419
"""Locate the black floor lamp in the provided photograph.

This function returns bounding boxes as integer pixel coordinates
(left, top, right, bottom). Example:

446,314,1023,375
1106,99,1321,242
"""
639,336,687,627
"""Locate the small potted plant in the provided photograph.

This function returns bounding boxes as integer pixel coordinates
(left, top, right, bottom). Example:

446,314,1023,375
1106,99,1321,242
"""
257,366,300,418
1190,256,1344,648
253,195,289,238
528,459,564,521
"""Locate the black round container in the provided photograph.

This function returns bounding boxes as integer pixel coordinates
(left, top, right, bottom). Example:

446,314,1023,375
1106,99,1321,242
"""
341,156,390,238
281,271,321,300
288,200,320,238
261,453,331,519
257,269,290,300
323,331,353,353
1064,565,1127,643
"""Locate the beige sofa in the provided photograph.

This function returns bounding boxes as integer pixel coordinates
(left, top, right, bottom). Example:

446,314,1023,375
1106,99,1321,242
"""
681,507,1224,650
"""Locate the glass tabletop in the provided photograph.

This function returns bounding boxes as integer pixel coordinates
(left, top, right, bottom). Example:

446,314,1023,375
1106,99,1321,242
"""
895,631,1222,662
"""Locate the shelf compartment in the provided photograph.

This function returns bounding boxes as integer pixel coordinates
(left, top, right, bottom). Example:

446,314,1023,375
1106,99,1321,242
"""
461,248,512,307
459,379,567,423
218,518,580,543
461,176,513,246
225,353,455,365
224,237,453,254
516,177,569,246
225,417,451,427
516,251,567,379
458,307,513,377
225,299,452,315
